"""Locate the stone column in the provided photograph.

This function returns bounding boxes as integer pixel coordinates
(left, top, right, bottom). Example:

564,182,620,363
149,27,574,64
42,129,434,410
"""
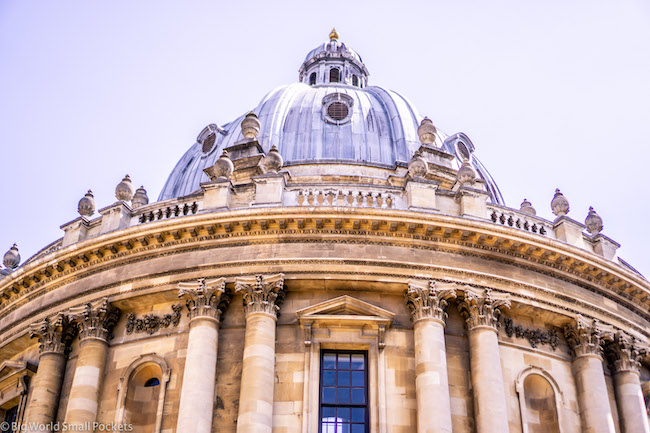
64,299,121,432
607,332,650,433
457,288,511,433
24,314,75,429
235,274,286,433
176,278,230,433
405,280,456,433
564,316,615,433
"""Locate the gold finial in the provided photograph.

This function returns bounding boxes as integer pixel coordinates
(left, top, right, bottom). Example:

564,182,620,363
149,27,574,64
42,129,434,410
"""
329,28,339,41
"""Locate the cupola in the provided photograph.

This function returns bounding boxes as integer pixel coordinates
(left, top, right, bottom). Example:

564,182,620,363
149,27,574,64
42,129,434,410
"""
299,29,369,87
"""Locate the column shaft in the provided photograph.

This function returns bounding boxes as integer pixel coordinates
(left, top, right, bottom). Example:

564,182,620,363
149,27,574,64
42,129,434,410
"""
468,327,510,433
64,339,109,431
24,352,67,428
614,371,650,433
176,318,220,433
237,313,277,433
572,355,616,433
413,318,452,433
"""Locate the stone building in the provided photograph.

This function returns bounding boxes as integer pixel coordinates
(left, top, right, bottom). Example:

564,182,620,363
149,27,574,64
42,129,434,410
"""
0,29,648,433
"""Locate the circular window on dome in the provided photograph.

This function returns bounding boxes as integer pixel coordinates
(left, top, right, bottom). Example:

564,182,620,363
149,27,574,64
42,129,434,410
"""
202,133,216,153
327,102,349,121
322,93,354,125
457,141,471,160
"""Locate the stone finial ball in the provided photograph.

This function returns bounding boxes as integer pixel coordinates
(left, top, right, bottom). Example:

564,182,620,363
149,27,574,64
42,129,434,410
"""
241,112,261,139
132,186,149,209
551,189,570,217
519,198,536,216
3,244,20,270
585,206,603,235
457,158,477,186
417,117,438,145
115,174,135,202
260,145,284,173
214,150,235,179
407,150,428,179
78,190,96,217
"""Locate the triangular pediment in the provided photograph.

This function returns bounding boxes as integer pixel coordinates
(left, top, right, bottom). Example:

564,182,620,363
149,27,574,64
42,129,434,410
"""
296,295,395,323
0,360,29,380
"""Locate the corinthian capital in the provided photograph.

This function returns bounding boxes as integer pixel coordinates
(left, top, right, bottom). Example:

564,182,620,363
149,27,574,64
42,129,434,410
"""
607,331,645,374
68,298,121,343
178,277,230,322
457,287,510,331
405,280,457,324
29,314,76,356
563,315,603,359
235,274,285,319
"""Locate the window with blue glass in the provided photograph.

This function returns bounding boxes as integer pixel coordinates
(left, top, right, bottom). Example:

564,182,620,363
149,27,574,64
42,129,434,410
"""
319,351,368,433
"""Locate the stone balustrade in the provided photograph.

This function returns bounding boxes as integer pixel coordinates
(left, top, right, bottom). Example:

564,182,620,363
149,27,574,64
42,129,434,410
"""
18,181,624,274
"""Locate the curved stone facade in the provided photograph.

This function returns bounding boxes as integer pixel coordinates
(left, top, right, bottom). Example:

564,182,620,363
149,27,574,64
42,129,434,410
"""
1,32,649,433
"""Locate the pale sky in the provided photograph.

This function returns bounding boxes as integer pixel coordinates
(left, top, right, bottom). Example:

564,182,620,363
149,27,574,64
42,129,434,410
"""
1,1,649,276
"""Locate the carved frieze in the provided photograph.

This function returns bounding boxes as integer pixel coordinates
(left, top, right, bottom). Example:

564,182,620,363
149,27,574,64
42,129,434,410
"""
68,298,121,343
178,278,230,322
457,287,510,331
503,317,559,350
404,280,456,324
563,315,603,358
235,274,285,318
126,304,182,335
28,313,76,355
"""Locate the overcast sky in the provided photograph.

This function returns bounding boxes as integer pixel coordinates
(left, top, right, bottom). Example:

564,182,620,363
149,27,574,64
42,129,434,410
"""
1,1,648,277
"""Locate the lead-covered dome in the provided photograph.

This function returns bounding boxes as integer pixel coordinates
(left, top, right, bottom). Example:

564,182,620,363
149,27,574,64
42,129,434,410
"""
159,32,503,204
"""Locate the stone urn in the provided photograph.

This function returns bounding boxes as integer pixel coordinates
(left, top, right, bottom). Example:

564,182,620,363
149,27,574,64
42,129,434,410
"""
519,198,536,216
241,112,261,139
551,189,570,217
3,244,20,270
261,145,284,173
585,206,603,235
407,150,428,179
457,158,476,186
78,190,96,217
132,186,149,209
417,117,437,145
115,175,135,202
214,150,234,179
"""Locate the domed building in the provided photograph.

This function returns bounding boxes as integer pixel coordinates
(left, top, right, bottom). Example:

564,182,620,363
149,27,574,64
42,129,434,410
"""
0,29,648,433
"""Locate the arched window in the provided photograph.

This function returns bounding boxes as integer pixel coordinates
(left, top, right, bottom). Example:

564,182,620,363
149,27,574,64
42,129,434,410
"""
115,354,170,433
329,68,340,83
516,367,563,433
352,75,358,87
309,72,317,86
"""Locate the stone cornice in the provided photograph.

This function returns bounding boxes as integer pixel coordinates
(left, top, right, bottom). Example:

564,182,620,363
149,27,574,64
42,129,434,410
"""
0,208,647,328
404,280,457,324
